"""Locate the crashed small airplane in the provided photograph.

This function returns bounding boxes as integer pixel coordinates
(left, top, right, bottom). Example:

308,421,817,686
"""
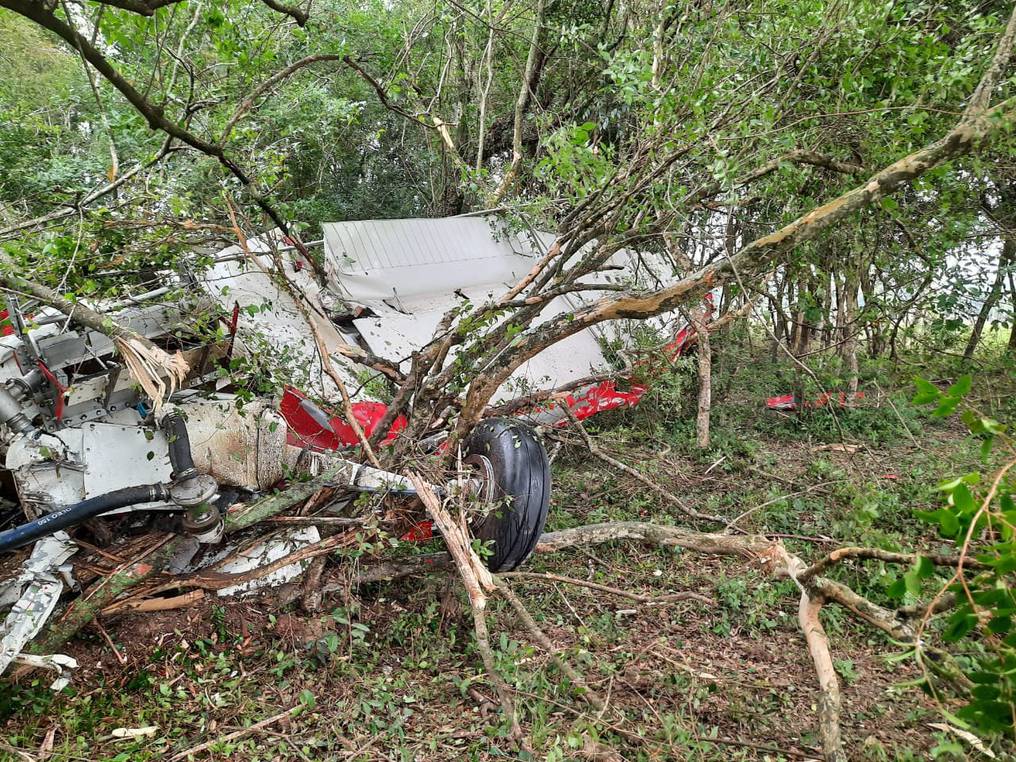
0,216,701,683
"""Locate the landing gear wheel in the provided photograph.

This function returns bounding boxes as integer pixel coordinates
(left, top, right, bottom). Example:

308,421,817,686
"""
463,418,551,572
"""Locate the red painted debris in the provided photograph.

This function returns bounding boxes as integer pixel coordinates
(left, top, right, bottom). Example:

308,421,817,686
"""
280,385,407,450
401,521,434,542
766,391,865,412
279,293,716,445
36,360,66,421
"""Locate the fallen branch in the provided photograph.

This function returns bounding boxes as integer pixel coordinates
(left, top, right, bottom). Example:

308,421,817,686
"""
0,0,311,262
501,570,712,606
102,590,205,616
800,545,986,582
167,705,298,762
0,138,177,239
798,592,845,762
224,198,382,467
408,474,524,743
500,584,606,711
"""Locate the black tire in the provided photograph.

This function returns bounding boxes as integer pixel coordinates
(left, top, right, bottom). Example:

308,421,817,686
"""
463,418,551,572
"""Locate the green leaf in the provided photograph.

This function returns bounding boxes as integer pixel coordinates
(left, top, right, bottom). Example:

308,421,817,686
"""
912,377,941,405
915,555,935,579
915,509,960,538
886,576,907,599
949,484,975,514
942,610,978,641
945,374,972,399
903,566,922,596
986,615,1010,634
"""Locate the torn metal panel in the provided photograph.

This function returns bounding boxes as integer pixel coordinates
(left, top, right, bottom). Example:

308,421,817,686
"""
0,532,77,676
322,218,624,400
197,230,363,401
322,217,539,309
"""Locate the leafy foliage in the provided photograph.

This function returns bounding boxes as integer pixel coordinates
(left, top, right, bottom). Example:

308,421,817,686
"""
912,376,1015,736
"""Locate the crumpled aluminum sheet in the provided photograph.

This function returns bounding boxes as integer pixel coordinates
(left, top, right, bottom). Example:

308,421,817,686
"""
0,532,78,680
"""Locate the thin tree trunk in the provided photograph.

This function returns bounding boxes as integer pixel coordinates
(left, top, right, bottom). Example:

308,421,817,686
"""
964,237,1013,361
839,270,860,396
1008,266,1016,352
690,307,711,448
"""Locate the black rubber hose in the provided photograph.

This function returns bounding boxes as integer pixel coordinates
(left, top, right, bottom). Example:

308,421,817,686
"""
0,484,168,553
161,411,196,479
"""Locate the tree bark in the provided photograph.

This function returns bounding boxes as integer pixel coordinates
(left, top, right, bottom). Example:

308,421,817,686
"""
690,307,711,448
799,592,846,762
1008,264,1016,353
839,269,860,395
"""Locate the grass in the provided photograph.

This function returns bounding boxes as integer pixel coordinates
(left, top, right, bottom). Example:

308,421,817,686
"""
0,350,1013,760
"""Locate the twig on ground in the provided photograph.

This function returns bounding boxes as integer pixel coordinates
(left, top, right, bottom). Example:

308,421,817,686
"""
501,571,712,606
93,620,126,665
167,706,297,762
561,406,727,525
408,474,525,743
725,482,840,531
102,590,205,617
500,584,606,711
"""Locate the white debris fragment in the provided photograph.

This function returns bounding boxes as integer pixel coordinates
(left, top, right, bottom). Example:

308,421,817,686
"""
0,533,78,676
111,726,159,739
11,653,78,690
212,526,321,597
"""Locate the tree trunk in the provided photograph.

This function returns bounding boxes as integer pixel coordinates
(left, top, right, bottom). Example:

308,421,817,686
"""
839,270,860,396
691,307,711,448
963,237,1013,362
1007,257,1016,353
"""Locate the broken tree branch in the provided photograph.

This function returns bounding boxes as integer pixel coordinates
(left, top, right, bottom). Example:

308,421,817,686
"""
0,137,177,239
167,705,300,762
220,54,343,144
963,3,1016,118
408,473,524,742
224,198,382,468
799,545,987,583
0,0,311,261
799,591,845,762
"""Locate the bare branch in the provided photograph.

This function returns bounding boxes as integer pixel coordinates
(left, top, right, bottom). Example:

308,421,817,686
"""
342,55,436,128
257,0,308,26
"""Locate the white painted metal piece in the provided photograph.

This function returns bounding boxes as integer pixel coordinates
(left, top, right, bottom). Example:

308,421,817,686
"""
196,231,363,401
0,532,78,677
212,526,321,597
